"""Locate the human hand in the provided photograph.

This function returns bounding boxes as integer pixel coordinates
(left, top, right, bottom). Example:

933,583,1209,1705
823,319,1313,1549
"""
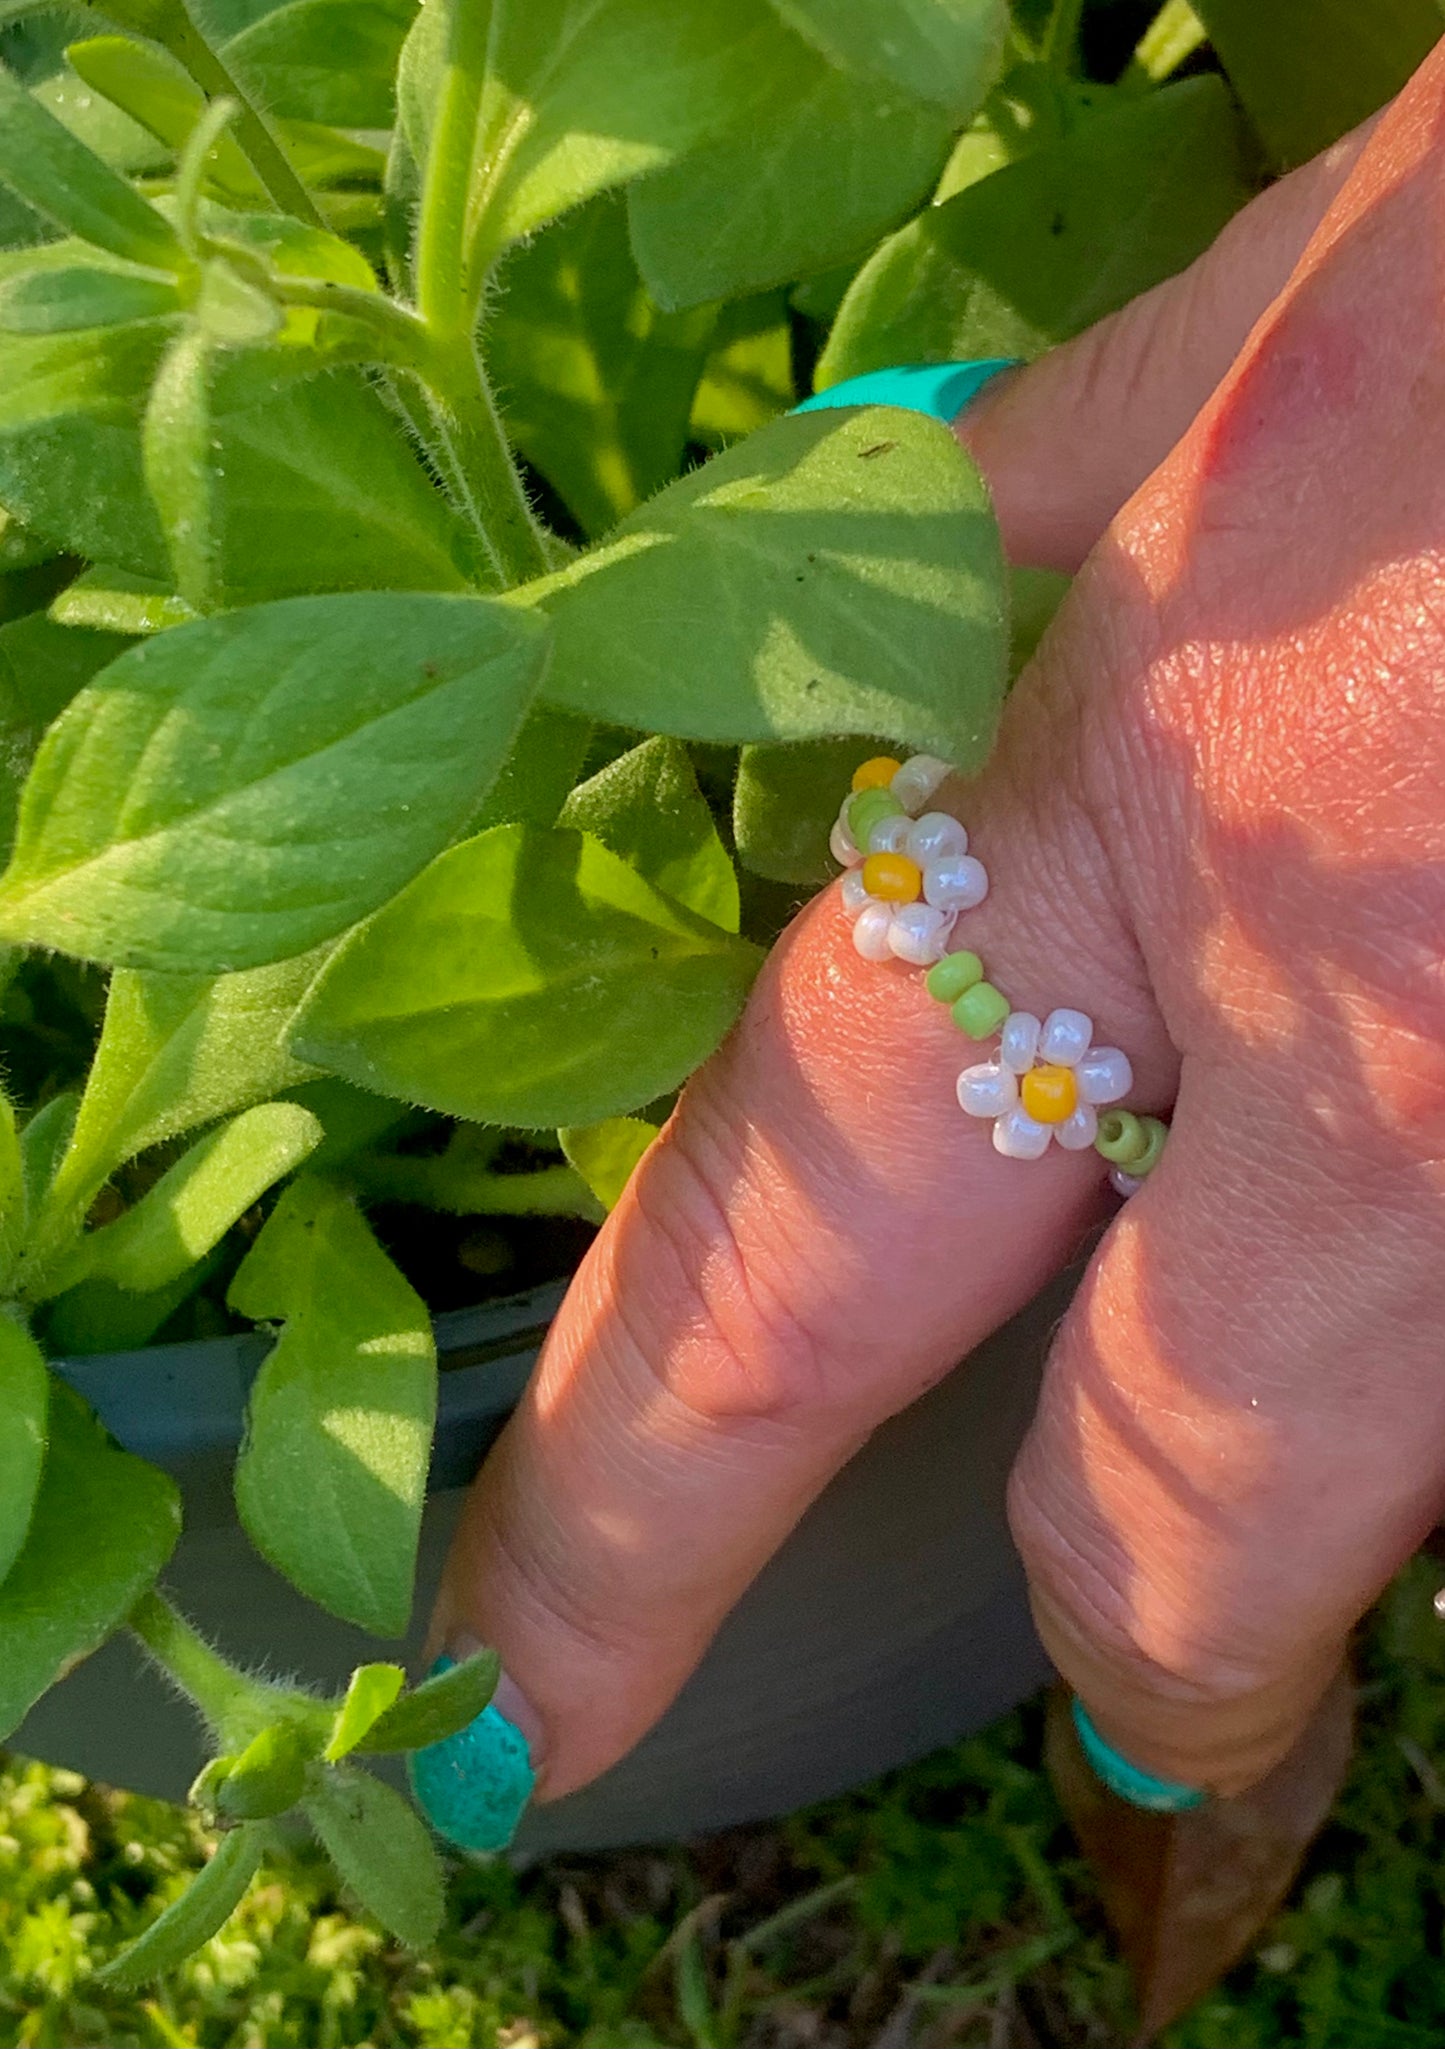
423,51,1445,1829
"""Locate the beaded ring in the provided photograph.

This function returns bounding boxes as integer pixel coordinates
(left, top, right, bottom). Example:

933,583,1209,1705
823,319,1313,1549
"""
832,752,1167,1190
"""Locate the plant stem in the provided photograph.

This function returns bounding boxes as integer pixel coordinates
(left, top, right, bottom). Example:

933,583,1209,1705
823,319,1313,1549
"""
1044,0,1086,72
414,0,492,340
162,5,323,227
129,1590,283,1746
418,343,551,587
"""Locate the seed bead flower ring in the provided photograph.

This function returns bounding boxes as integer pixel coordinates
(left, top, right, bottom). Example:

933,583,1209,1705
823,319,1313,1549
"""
801,356,1200,1822
832,751,1168,1195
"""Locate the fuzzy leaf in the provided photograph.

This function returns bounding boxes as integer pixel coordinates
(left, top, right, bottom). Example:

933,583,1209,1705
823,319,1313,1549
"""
305,1766,445,1947
561,736,739,931
360,1648,501,1752
54,1101,323,1299
733,736,890,886
0,1380,179,1742
292,825,763,1129
399,0,789,270
324,1662,406,1761
65,38,269,204
0,63,181,268
491,194,717,538
0,614,134,858
209,1721,313,1819
0,1313,47,1586
0,591,550,973
820,76,1252,379
532,406,1007,767
767,0,1008,116
98,1824,264,1987
629,31,953,308
223,0,414,126
689,293,794,447
229,1179,436,1637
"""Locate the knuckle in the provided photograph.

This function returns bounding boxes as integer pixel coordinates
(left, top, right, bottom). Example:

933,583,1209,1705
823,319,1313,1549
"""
619,1109,838,1431
1006,1461,1276,1714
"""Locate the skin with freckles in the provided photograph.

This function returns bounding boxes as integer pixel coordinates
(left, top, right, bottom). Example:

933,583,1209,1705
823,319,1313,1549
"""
429,48,1445,1811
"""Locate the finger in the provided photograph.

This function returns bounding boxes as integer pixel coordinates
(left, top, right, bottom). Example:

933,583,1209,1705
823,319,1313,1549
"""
956,113,1377,570
431,689,1175,1802
1007,46,1445,1793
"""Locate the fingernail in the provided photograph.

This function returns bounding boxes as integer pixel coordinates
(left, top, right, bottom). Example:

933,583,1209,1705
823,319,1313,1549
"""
1070,1696,1208,1813
408,1648,540,1853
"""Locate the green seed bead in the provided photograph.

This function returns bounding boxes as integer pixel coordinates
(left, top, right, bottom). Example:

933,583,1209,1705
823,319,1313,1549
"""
846,786,905,846
925,951,984,1003
951,980,1010,1040
1094,1111,1167,1173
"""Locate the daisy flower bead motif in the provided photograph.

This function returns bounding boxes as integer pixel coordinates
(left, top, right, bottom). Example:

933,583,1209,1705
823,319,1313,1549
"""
956,1009,1134,1161
832,754,990,968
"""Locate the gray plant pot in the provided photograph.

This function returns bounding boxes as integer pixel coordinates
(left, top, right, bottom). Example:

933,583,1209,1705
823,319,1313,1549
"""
18,1274,1064,1854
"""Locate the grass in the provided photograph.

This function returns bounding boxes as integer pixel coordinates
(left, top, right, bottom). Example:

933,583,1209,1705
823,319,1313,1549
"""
2,1559,1444,2048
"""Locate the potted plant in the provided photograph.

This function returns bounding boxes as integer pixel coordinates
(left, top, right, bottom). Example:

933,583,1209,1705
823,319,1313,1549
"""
0,0,1418,1979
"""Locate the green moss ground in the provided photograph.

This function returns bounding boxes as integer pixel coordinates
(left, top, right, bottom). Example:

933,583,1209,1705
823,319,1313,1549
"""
2,1560,1443,2048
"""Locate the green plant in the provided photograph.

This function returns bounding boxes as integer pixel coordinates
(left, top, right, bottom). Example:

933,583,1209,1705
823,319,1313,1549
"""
0,0,1430,1985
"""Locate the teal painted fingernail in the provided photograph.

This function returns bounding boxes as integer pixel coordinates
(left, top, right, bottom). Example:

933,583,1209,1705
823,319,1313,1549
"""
408,1656,537,1853
1071,1697,1207,1813
791,357,1021,424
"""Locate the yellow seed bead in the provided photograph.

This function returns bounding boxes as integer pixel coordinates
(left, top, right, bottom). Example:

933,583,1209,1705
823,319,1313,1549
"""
1020,1064,1079,1125
861,852,922,902
852,754,904,793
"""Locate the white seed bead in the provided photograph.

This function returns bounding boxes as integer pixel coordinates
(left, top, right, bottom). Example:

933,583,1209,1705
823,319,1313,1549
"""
851,901,895,962
888,902,954,966
867,813,913,856
992,1106,1053,1161
1000,1011,1041,1075
1075,1046,1133,1106
1038,1007,1093,1066
956,1062,1018,1119
830,817,862,868
1055,1103,1100,1151
890,753,952,814
840,868,875,916
922,852,989,912
904,811,968,866
1110,1167,1144,1198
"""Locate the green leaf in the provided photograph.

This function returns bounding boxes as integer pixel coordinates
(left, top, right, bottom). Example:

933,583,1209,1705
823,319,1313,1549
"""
20,1092,79,1219
0,1087,21,1271
0,1313,47,1585
324,1662,406,1760
65,37,269,205
561,736,739,931
734,735,889,886
228,1178,436,1637
1192,0,1441,167
304,1765,445,1948
212,1721,312,1818
399,0,789,270
142,328,221,614
0,590,550,973
360,1647,500,1751
0,62,181,269
768,0,1008,117
558,1116,658,1212
689,293,794,448
491,194,718,538
49,567,196,637
158,344,477,605
0,255,180,332
531,406,1008,766
223,0,414,125
292,824,764,1128
1009,564,1071,676
351,1126,600,1219
97,1824,264,1987
0,242,179,574
628,30,953,309
819,76,1253,380
472,705,593,832
43,1253,223,1356
0,614,134,858
54,1101,323,1298
0,1379,179,1742
38,955,326,1250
